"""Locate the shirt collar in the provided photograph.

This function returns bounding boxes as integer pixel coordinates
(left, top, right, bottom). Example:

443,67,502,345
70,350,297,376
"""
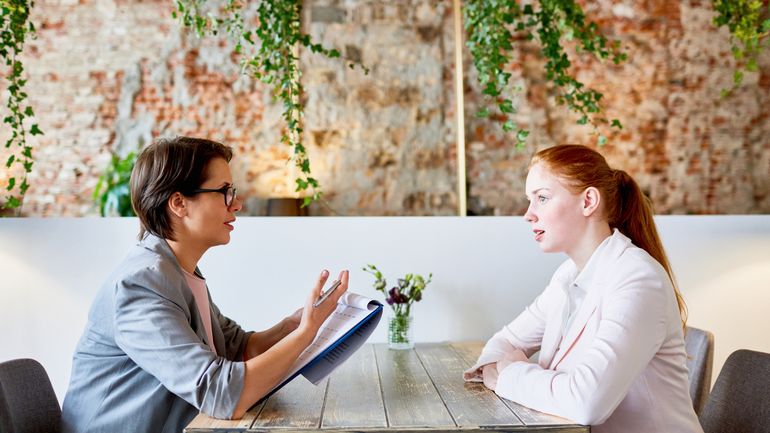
565,228,633,292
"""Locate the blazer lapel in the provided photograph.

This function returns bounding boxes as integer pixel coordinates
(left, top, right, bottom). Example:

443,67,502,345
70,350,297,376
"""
548,288,601,369
538,289,568,369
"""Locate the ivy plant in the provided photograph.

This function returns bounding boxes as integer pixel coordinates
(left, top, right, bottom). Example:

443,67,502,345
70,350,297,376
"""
174,0,367,206
464,0,627,147
1,0,42,214
711,0,770,96
93,151,137,217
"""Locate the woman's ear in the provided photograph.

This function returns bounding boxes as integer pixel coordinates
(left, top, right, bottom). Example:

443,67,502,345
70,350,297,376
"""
167,192,187,218
582,187,601,217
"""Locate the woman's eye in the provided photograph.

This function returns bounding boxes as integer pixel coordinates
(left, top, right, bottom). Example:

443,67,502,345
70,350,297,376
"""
538,195,548,204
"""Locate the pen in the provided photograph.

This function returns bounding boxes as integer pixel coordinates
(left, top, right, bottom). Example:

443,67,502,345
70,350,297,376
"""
313,279,342,308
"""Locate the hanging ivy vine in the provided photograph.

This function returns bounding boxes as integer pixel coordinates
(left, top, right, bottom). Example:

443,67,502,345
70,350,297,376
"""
711,0,770,96
464,0,627,147
174,0,367,206
1,0,42,213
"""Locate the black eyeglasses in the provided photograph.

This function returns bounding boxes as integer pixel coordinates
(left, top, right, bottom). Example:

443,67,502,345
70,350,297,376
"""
190,185,237,207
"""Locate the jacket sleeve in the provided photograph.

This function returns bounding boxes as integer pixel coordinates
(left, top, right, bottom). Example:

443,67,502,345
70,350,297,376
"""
210,301,252,361
464,282,556,381
113,266,245,419
494,265,671,425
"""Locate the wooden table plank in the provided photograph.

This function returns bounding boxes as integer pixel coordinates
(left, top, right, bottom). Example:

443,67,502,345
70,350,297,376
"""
250,376,328,429
374,344,456,428
187,343,588,433
415,343,522,427
450,342,581,427
184,401,264,433
322,345,387,429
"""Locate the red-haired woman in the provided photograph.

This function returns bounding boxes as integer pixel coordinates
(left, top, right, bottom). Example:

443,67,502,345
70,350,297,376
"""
465,145,703,433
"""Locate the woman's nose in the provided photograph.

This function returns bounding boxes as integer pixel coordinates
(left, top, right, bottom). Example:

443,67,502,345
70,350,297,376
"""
230,195,243,213
523,205,536,223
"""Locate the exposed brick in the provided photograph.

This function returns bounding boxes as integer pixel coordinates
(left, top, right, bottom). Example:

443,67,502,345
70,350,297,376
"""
1,0,768,216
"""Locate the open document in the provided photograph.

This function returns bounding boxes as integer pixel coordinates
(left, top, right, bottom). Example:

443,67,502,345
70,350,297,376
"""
262,292,383,399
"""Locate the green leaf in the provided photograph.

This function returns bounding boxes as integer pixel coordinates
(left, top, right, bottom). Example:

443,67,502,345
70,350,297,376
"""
502,120,516,132
516,129,529,142
733,70,744,86
5,154,14,167
5,195,21,209
746,58,758,72
499,99,514,114
611,119,623,129
7,177,16,191
597,135,607,146
476,107,489,118
29,124,42,135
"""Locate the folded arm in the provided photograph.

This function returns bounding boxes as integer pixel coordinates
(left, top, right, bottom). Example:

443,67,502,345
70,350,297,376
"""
494,272,670,425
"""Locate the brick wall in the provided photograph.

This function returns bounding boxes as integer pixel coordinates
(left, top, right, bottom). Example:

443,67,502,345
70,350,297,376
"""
1,0,768,216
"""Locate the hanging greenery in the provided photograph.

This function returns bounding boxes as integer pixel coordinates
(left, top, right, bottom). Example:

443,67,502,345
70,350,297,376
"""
464,0,627,147
174,0,367,206
1,0,42,214
711,0,770,96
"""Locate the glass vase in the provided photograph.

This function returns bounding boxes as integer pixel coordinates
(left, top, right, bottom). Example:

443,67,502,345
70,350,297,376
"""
387,312,413,350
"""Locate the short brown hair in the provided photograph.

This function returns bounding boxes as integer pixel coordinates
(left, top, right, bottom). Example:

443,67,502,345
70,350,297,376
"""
130,136,233,240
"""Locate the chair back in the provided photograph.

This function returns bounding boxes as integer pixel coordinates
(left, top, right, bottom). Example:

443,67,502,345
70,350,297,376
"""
0,358,61,433
685,326,714,415
700,349,770,433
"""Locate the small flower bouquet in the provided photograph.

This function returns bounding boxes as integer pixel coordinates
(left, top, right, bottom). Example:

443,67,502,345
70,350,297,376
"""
363,264,432,349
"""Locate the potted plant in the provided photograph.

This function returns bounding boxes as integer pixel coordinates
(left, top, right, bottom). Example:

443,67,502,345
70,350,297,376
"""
364,264,432,350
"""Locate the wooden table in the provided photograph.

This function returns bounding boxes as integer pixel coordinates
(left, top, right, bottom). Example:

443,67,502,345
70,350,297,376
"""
185,342,589,432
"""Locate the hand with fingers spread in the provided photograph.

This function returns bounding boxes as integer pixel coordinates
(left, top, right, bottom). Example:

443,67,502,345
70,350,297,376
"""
296,269,349,343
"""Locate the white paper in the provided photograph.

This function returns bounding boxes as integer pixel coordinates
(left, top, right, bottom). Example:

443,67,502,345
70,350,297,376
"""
268,292,383,393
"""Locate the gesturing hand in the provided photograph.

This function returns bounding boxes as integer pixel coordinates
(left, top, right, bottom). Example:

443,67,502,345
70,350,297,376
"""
297,269,349,342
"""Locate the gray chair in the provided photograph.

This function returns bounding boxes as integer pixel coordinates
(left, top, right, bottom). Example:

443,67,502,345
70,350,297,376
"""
699,349,770,433
685,326,714,415
0,358,61,433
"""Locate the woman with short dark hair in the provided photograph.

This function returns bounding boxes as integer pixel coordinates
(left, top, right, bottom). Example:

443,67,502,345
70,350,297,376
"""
62,136,348,433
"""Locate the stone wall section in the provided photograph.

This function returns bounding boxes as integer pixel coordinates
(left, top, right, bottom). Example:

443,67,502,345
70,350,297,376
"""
1,0,768,216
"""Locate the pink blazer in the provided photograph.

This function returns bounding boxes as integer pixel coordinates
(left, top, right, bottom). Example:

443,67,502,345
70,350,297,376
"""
465,230,703,433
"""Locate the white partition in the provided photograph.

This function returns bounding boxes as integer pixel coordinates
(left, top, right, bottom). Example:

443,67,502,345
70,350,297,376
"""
1,216,769,403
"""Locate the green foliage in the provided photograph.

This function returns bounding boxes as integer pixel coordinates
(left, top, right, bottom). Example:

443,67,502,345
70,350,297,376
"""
93,151,137,217
712,0,769,95
363,264,432,318
174,0,367,206
463,0,626,147
1,0,42,214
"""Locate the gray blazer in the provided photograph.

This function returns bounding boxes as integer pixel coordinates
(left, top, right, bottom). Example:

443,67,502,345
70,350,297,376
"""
62,234,252,433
